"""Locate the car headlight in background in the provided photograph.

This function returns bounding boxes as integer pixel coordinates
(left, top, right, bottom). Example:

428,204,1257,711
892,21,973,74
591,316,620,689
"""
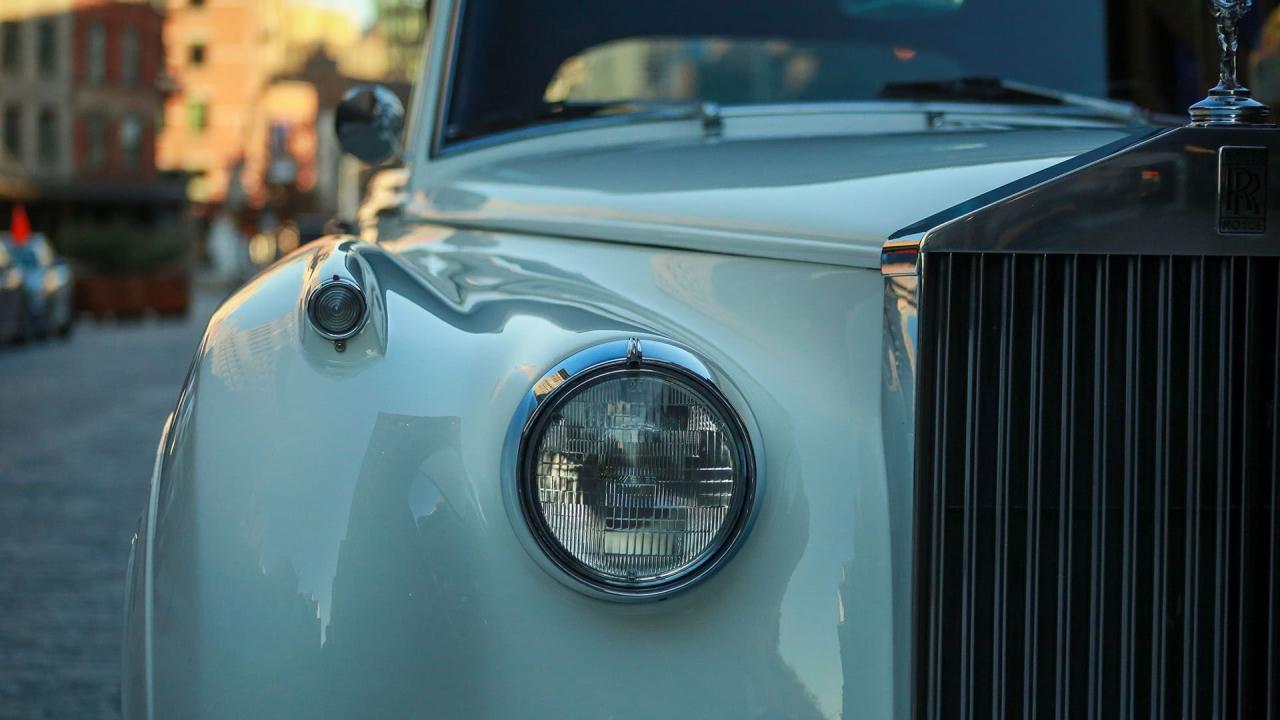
515,338,756,599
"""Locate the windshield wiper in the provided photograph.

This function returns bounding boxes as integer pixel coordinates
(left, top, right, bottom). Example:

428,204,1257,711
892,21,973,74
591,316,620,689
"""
879,76,1148,122
542,100,706,120
447,100,719,143
538,100,725,133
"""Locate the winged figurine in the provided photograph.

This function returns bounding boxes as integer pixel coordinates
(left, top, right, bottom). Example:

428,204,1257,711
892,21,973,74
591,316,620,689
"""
1210,0,1252,91
1191,0,1271,122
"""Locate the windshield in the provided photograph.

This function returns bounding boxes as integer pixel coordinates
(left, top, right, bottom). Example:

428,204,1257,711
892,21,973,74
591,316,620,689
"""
442,0,1108,146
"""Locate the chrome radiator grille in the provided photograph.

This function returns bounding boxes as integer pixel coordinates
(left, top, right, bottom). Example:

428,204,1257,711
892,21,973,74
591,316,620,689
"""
914,252,1280,719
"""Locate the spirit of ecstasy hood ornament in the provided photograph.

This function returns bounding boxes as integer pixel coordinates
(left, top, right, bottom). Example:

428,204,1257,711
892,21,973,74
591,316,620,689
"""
1190,0,1273,125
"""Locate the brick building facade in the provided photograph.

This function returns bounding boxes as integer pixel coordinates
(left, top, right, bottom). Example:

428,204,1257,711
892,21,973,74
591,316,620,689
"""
0,0,76,195
0,0,184,251
72,0,167,182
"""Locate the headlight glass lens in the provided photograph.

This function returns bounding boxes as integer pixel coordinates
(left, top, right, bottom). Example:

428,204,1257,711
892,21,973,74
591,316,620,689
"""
525,369,750,588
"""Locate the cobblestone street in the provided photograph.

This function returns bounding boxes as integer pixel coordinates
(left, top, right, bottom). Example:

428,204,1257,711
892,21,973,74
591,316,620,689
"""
0,293,220,720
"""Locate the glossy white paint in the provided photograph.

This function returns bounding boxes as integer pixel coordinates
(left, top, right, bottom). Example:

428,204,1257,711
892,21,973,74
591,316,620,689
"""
410,124,1132,269
126,230,900,718
119,111,1150,720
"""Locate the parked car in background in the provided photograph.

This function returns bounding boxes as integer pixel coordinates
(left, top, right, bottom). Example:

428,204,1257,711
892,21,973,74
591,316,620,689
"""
1,233,74,339
0,241,28,344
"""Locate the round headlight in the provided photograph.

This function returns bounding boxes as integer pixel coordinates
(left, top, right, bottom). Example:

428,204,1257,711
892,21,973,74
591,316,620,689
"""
518,341,755,597
307,280,366,340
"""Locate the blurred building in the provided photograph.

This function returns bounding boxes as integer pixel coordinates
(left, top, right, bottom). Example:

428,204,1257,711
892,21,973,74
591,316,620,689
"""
159,0,366,208
372,0,428,83
158,0,419,273
73,0,167,184
0,0,74,196
0,0,184,243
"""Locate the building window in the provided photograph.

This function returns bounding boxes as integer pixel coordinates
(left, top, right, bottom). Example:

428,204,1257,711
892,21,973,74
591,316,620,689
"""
3,106,20,159
188,43,206,67
37,107,57,166
1,22,20,74
36,20,55,76
87,23,106,85
188,100,208,133
86,112,106,170
121,28,139,86
119,115,141,171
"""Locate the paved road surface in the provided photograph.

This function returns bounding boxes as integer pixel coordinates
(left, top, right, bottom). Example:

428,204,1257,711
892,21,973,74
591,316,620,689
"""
0,293,220,720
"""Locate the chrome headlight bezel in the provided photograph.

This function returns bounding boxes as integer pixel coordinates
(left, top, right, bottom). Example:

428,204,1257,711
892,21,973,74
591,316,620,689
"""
506,338,759,601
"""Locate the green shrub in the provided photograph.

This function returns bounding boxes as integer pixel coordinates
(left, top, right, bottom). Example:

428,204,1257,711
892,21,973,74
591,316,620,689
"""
58,218,191,275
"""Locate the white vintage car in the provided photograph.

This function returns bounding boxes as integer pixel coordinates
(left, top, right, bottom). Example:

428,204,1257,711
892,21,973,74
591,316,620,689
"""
123,0,1280,718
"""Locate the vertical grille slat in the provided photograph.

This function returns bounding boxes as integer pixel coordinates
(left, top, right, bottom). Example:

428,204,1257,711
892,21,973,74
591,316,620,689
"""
1150,256,1172,720
1025,255,1045,720
923,252,956,720
1233,261,1254,720
1053,256,1077,720
1119,258,1139,720
1268,260,1280,720
959,257,982,720
1184,257,1206,720
993,257,1015,719
915,253,1279,719
1211,260,1233,720
1087,257,1110,720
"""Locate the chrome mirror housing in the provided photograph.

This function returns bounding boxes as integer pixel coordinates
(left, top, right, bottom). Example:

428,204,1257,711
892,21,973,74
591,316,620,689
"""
335,85,406,164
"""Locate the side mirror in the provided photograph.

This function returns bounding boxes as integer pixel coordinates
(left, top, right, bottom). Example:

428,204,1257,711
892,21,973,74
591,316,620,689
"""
335,85,405,165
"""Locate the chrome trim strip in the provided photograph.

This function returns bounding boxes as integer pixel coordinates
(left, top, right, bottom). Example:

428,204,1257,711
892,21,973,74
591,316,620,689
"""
428,0,465,159
882,234,924,277
881,236,921,720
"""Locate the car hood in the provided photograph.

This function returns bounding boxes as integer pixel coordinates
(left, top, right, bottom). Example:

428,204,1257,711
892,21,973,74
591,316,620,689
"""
408,126,1140,268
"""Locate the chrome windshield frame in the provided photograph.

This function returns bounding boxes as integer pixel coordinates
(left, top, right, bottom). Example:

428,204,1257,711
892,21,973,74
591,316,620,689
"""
428,0,466,159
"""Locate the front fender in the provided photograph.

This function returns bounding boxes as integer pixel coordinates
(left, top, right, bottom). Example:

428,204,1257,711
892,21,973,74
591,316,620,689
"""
129,229,902,719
